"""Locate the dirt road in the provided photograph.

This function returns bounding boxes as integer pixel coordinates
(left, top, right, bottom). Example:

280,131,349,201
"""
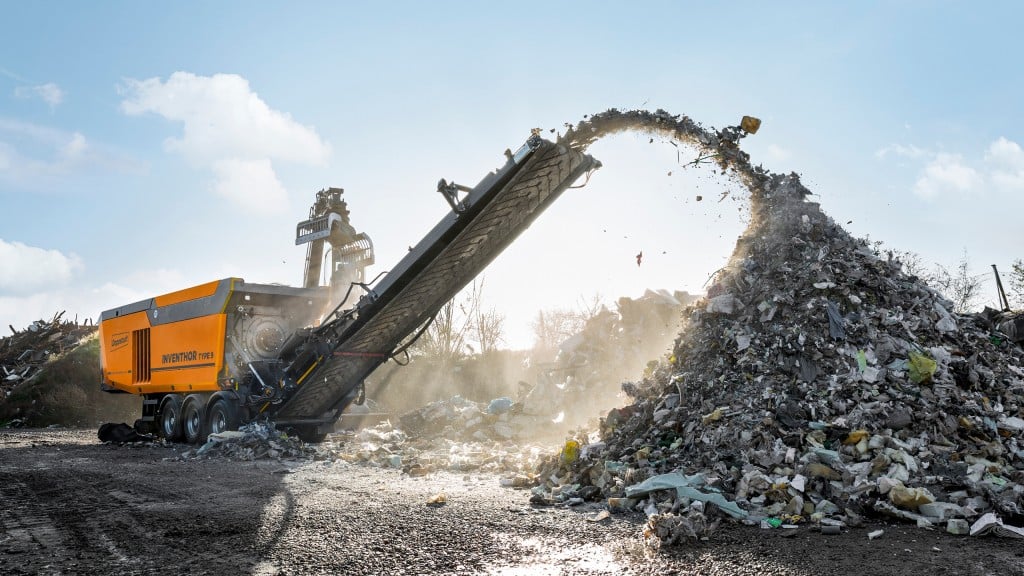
1,429,1022,576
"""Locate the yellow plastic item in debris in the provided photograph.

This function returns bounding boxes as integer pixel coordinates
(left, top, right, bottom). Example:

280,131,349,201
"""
889,485,935,510
843,429,869,445
907,351,937,384
561,440,580,465
740,116,761,134
701,407,724,425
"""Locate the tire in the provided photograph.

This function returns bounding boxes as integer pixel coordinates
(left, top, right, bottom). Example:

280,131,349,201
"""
206,397,240,436
159,395,184,442
181,395,206,444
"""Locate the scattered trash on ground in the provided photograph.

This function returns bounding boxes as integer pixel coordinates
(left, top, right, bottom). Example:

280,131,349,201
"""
178,422,319,461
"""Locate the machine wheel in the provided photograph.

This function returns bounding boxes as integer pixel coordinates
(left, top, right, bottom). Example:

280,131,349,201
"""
206,397,240,436
159,394,184,442
181,395,206,444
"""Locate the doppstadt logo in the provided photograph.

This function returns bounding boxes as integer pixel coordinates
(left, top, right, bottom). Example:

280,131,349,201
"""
110,332,129,351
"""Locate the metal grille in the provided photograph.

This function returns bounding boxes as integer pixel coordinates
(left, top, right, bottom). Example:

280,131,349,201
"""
132,328,150,384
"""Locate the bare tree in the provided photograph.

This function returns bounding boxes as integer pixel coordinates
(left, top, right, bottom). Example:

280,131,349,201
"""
530,295,607,358
413,277,505,363
931,251,985,313
891,249,932,280
576,292,606,319
876,245,990,313
466,278,505,353
415,298,470,366
1009,258,1024,310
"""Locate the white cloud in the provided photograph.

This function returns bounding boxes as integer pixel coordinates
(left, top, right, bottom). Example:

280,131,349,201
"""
0,117,88,161
94,268,190,306
0,268,191,330
913,152,982,199
985,137,1024,192
0,117,141,186
62,132,88,158
0,239,83,294
880,138,1024,200
875,143,927,160
119,72,330,212
766,144,791,161
13,82,64,108
212,158,289,215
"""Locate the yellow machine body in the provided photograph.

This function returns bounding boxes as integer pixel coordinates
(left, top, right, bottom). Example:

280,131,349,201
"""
99,278,325,396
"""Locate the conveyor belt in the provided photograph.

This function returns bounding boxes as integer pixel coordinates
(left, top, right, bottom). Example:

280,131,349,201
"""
273,138,597,424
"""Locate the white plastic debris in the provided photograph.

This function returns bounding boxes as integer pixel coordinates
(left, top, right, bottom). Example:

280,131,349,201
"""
969,513,1024,539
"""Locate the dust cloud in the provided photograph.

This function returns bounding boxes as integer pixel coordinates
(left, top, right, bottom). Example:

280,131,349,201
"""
364,108,766,446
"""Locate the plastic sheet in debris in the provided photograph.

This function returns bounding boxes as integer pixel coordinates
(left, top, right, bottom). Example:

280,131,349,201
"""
624,473,747,519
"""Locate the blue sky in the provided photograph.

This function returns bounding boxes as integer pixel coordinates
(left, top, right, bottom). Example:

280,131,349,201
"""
1,1,1022,348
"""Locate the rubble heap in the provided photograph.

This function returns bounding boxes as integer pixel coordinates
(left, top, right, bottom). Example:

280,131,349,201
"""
1,312,97,395
529,109,1024,543
181,422,319,461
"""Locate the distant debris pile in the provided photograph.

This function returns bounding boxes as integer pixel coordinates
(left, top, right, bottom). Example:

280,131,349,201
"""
1,312,97,395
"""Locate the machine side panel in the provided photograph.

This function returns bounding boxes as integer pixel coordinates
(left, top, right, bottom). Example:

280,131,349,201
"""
153,279,225,307
99,310,151,393
275,141,594,421
99,308,227,395
145,313,227,394
99,278,236,323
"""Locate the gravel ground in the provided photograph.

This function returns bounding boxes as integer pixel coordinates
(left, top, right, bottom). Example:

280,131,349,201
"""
1,428,1022,575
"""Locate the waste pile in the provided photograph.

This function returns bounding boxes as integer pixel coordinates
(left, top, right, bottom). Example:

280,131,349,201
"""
524,109,1024,546
1,312,97,395
398,394,523,442
179,422,320,461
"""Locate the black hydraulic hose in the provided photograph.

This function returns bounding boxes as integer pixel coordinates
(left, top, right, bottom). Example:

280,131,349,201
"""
315,270,389,335
389,312,436,360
